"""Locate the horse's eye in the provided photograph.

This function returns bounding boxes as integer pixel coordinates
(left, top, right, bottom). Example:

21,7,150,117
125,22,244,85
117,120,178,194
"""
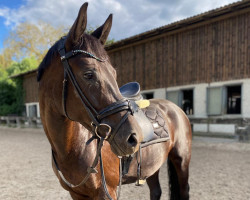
84,72,94,80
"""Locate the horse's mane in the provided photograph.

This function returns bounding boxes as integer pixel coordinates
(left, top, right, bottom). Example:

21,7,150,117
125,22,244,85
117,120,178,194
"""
37,34,109,82
37,40,59,82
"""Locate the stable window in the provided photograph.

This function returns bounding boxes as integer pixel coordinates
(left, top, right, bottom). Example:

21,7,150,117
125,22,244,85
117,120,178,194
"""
207,85,241,115
26,103,40,118
182,90,194,115
226,85,241,114
28,105,37,117
166,89,194,115
142,92,154,99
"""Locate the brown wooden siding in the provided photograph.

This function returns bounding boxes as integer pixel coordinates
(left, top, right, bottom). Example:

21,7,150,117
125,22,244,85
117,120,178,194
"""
16,3,250,105
23,73,39,103
108,11,250,90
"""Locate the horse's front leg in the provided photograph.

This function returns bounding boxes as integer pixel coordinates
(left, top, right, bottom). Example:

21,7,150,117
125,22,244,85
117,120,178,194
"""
95,186,118,200
69,188,117,200
69,191,92,200
146,169,162,200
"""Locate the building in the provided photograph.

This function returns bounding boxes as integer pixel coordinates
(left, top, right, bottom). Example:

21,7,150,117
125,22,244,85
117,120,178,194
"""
12,69,40,118
15,0,250,136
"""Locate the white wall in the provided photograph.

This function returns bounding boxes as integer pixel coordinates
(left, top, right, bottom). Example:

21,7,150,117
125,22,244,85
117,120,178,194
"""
141,78,250,135
30,79,250,133
193,124,235,135
141,88,166,99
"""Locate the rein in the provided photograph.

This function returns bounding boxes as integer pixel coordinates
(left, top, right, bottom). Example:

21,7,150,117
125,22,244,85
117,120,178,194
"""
53,37,136,199
52,138,122,200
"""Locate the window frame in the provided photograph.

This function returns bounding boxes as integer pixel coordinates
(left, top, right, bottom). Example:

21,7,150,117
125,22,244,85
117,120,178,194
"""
226,84,242,115
25,102,40,118
207,84,242,116
166,88,194,116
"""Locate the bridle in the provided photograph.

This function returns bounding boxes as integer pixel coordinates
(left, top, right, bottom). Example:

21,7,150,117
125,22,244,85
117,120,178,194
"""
58,37,136,143
53,37,137,199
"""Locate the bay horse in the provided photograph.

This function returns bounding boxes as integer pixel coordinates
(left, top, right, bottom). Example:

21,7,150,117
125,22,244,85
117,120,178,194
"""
38,3,192,200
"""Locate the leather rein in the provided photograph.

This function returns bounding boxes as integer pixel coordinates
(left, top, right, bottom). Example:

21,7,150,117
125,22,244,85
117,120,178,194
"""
52,37,135,199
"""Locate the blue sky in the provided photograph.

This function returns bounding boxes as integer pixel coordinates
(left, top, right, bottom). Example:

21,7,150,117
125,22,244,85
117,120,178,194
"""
0,0,24,49
0,0,238,52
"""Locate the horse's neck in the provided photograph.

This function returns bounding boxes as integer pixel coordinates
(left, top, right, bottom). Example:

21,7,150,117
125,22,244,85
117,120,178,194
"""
45,114,95,163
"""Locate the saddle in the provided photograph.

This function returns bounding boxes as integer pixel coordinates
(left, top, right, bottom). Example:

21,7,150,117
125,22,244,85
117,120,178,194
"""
119,82,142,101
120,82,170,185
120,82,169,145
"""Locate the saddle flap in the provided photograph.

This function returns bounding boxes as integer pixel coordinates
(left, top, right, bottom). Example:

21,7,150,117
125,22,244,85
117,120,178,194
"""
133,109,155,142
133,105,170,144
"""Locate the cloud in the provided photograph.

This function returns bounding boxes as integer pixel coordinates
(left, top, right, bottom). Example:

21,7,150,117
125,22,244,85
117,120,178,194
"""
0,0,238,41
0,7,12,26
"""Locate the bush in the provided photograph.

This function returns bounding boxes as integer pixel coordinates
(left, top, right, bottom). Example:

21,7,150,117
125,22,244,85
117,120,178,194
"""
0,56,37,116
0,75,24,116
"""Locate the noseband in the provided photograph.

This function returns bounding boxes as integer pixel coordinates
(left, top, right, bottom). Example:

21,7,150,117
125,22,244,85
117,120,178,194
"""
58,37,136,143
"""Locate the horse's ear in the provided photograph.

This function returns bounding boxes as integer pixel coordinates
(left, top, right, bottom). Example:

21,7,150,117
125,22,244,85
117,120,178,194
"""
67,3,88,45
91,14,112,45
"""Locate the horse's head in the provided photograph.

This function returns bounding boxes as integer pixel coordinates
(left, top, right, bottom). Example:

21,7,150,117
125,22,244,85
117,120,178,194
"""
38,3,143,156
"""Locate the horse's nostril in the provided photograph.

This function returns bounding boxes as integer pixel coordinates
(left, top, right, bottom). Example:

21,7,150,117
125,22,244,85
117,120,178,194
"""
127,133,138,147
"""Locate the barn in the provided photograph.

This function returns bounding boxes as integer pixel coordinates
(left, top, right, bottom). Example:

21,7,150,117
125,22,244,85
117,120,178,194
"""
14,0,250,137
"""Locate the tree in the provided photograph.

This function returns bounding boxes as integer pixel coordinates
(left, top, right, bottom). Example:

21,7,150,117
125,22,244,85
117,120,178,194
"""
1,22,114,69
3,21,66,64
0,75,24,116
0,67,8,81
0,22,115,116
0,56,38,116
7,57,38,76
0,49,13,69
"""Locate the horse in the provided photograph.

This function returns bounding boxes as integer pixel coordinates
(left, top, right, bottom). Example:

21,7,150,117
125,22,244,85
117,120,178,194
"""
37,3,192,200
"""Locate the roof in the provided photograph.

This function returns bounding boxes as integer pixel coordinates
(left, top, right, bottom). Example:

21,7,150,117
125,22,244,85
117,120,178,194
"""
10,69,37,79
12,0,250,78
105,0,250,51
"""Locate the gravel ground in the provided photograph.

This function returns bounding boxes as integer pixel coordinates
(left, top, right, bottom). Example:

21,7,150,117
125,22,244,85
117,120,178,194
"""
0,126,250,200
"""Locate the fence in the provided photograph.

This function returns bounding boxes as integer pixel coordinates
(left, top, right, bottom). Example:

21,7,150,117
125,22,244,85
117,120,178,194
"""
189,117,250,142
1,116,250,141
0,116,42,128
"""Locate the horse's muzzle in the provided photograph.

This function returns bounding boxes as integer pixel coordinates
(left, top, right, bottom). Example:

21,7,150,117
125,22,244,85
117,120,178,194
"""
109,119,142,157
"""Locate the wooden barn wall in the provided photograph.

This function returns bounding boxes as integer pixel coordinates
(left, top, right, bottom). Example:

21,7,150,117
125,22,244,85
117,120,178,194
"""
23,73,39,103
108,11,250,90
